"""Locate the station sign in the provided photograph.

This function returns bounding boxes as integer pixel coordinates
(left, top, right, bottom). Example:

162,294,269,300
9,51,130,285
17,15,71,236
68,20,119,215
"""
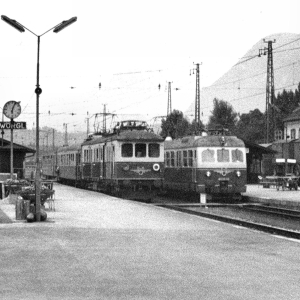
0,121,27,130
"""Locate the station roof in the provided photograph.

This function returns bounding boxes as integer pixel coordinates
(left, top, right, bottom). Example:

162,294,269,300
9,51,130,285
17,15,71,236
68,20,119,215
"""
283,107,300,122
0,138,35,153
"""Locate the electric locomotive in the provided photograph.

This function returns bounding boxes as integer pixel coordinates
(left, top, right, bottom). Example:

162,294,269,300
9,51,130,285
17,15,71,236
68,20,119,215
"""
164,129,247,201
81,120,164,199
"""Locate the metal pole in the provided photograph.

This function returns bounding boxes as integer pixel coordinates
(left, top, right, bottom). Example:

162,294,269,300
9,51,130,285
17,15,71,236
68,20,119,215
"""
1,110,4,147
35,36,41,222
10,119,13,179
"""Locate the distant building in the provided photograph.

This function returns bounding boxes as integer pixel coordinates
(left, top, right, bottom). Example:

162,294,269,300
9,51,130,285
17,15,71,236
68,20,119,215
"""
283,107,300,140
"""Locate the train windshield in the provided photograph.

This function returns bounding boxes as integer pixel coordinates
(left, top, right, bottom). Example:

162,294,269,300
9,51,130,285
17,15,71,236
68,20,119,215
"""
217,149,230,162
121,143,160,158
201,148,244,163
135,143,146,157
149,143,160,157
122,143,133,157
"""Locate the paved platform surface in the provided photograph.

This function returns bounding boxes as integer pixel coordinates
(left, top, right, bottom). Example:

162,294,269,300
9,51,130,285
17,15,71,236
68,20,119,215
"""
243,184,300,209
0,184,300,299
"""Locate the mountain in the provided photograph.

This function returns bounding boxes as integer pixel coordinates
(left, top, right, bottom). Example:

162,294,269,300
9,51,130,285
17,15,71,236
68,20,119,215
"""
186,33,300,123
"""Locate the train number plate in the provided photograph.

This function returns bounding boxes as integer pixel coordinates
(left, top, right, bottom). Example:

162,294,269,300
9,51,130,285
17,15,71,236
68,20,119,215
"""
218,178,229,181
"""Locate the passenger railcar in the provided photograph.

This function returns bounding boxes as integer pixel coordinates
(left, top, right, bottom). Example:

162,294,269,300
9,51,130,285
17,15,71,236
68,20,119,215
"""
56,145,81,185
164,131,247,200
81,120,164,199
41,151,57,179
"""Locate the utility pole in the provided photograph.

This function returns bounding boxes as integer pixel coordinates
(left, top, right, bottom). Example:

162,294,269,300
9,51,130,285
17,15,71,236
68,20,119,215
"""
86,112,90,138
259,39,276,143
190,62,202,128
103,104,107,133
167,82,172,116
63,123,68,146
52,128,55,151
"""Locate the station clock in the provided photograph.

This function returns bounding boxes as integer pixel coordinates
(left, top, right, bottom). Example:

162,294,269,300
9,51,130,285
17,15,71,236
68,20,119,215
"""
3,100,21,119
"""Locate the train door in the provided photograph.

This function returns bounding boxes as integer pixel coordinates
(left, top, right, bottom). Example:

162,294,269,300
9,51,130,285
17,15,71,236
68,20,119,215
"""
192,149,197,183
102,145,106,179
111,145,115,179
105,146,114,179
76,151,81,182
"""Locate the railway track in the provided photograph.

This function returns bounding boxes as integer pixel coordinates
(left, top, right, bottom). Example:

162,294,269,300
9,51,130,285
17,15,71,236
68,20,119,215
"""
156,203,300,240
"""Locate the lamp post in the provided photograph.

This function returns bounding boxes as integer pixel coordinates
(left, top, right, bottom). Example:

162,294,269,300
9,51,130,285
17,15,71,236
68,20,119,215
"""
2,15,77,221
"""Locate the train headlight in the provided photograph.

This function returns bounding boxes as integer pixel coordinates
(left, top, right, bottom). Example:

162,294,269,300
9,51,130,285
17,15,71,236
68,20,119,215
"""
236,171,241,177
206,171,211,177
153,163,160,171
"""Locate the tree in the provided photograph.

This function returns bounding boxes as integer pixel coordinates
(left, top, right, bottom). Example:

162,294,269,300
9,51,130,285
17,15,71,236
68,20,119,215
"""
208,98,238,132
160,110,191,139
235,109,265,143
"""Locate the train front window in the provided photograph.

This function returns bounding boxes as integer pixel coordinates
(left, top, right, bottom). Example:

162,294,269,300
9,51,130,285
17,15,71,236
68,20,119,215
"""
217,149,230,162
232,149,244,162
202,149,215,162
149,143,160,157
135,143,146,157
122,143,133,157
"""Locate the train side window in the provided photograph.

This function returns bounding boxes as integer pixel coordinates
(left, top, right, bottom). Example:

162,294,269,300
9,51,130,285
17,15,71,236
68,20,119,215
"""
165,152,170,167
170,151,175,167
135,143,146,157
100,147,103,160
149,143,160,157
202,149,215,162
183,150,188,167
176,151,182,167
122,143,133,157
217,149,230,162
232,149,244,162
188,150,193,167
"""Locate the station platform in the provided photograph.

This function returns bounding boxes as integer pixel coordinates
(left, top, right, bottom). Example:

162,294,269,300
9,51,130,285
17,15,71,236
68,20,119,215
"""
243,184,300,209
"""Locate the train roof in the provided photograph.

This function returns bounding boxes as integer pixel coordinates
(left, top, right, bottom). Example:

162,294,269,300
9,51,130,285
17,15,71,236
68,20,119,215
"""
57,144,81,153
82,129,164,146
164,135,245,150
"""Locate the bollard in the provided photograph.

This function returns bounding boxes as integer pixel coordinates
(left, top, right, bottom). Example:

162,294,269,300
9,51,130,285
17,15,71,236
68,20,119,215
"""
200,193,207,204
15,199,24,220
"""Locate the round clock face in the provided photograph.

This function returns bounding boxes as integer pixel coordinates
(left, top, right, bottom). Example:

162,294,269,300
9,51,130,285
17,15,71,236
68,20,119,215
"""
3,100,21,119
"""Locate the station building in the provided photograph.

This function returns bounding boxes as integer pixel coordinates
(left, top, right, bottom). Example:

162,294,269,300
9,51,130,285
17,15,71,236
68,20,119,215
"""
0,138,35,180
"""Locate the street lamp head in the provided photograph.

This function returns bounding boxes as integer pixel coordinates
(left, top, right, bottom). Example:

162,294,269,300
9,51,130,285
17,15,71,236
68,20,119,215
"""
53,17,77,33
1,15,25,32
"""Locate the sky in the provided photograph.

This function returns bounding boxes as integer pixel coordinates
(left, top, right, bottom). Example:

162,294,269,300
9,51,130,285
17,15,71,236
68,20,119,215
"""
0,0,299,134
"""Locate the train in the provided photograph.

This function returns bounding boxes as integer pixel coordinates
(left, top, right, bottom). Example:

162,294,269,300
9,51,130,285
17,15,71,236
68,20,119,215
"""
34,120,165,200
164,128,247,200
24,122,248,201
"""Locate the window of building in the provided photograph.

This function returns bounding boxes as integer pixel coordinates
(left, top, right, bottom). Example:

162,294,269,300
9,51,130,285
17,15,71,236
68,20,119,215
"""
217,149,230,162
122,143,133,157
275,130,283,141
291,129,296,139
232,149,244,162
149,143,160,157
135,143,146,157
